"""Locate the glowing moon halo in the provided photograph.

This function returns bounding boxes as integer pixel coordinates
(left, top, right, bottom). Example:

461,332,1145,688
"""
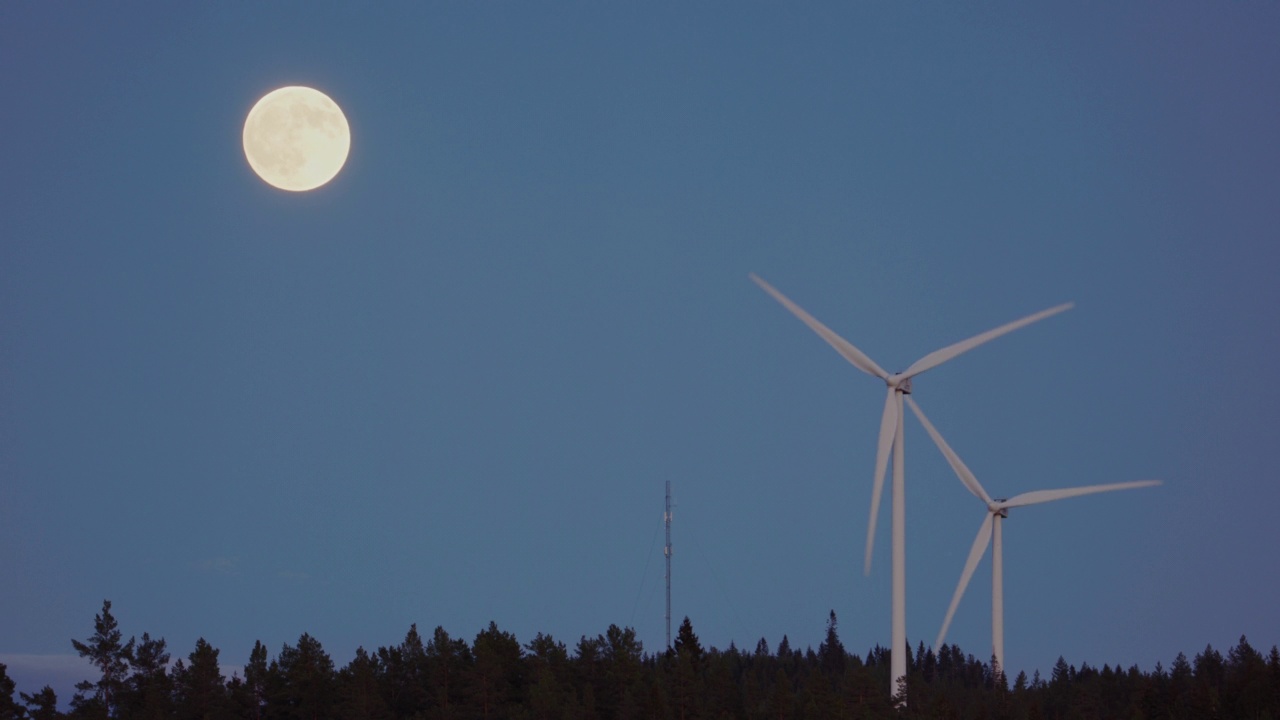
242,86,350,191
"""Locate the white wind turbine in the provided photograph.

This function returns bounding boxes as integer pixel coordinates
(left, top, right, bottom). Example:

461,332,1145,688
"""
750,273,1072,698
905,395,1160,677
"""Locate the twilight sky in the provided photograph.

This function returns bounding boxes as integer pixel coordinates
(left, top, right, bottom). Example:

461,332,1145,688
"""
2,1,1278,699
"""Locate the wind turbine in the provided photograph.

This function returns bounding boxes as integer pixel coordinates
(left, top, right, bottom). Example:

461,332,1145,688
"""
905,395,1160,677
750,273,1072,699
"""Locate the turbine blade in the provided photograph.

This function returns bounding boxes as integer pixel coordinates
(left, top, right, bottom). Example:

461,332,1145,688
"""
904,396,993,506
902,303,1074,380
937,513,995,649
999,480,1161,509
865,387,897,575
750,274,890,380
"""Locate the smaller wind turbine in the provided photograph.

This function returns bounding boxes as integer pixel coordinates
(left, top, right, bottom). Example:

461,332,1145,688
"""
905,396,1160,677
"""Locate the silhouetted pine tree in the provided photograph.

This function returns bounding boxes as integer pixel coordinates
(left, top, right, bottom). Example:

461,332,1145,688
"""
376,624,427,718
173,637,231,720
766,668,793,720
1191,644,1225,719
704,648,743,720
670,618,704,720
524,633,570,720
70,600,135,720
1226,634,1269,718
234,640,270,720
335,646,389,720
425,626,471,719
817,611,846,680
20,686,61,720
0,664,22,720
598,624,643,720
120,632,171,720
273,633,336,720
469,621,523,719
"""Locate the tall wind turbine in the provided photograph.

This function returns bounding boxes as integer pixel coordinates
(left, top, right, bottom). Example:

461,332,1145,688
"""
906,395,1160,677
750,273,1072,698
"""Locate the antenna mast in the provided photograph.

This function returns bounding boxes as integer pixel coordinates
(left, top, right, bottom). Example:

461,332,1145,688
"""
664,481,673,650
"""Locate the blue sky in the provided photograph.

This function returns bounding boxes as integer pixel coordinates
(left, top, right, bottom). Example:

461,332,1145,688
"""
2,1,1278,699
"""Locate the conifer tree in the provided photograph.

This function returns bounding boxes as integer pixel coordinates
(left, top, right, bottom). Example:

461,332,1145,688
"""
20,686,59,720
122,632,172,720
470,621,523,720
1169,651,1193,719
1051,656,1071,686
173,638,228,720
71,600,135,718
600,625,642,719
671,618,704,720
705,650,743,720
767,667,794,720
524,633,569,720
1190,643,1224,718
238,641,269,720
335,647,388,720
275,633,336,720
817,611,845,678
673,618,703,668
425,626,471,716
376,625,427,717
799,663,840,720
1269,646,1280,714
0,663,22,720
1226,634,1268,718
920,645,936,684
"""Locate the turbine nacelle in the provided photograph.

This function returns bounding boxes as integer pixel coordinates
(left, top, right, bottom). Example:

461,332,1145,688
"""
887,375,912,393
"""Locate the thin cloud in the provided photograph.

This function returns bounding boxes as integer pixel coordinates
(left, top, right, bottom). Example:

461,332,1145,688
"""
197,557,241,576
0,654,91,674
0,654,93,699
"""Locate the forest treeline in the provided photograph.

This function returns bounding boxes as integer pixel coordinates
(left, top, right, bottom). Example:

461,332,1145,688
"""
2,600,1278,720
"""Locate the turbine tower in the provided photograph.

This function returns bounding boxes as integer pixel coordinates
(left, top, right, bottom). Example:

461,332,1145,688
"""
750,273,1071,699
906,396,1160,677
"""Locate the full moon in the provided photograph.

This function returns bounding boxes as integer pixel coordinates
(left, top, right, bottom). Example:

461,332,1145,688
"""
242,86,351,192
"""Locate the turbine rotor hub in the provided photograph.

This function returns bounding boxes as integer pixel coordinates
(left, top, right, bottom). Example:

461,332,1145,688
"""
888,375,912,394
